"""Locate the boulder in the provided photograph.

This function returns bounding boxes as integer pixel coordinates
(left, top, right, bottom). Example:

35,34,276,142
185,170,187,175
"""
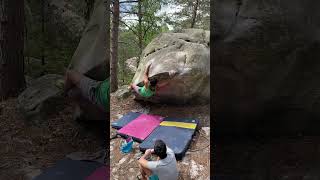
25,76,34,87
112,85,131,100
18,74,64,125
132,29,210,104
213,0,320,134
67,0,108,121
125,57,138,74
68,0,108,81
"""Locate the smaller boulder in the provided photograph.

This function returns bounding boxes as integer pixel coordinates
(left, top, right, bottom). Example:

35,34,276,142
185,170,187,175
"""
125,57,138,74
25,75,34,87
112,85,131,100
18,74,64,125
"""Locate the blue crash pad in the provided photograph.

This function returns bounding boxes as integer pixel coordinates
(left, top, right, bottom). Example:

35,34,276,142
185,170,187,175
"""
139,117,199,160
111,112,142,129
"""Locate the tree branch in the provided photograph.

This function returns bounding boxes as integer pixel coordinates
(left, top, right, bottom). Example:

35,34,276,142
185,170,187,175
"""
119,19,138,37
121,11,140,15
121,18,139,21
119,37,139,46
143,21,155,38
108,9,114,14
120,0,139,4
118,41,129,44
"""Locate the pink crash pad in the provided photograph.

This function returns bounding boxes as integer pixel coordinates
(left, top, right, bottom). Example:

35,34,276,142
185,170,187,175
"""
117,114,163,141
86,166,109,180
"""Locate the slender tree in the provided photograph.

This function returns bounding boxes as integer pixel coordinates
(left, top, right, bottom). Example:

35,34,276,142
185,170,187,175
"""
41,0,45,66
106,0,110,68
190,0,199,28
0,0,26,99
85,0,95,20
110,0,120,92
171,0,210,30
104,0,111,165
119,0,168,58
138,0,143,56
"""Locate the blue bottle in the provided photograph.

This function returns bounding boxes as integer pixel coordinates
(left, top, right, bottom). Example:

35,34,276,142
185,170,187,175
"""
120,137,133,154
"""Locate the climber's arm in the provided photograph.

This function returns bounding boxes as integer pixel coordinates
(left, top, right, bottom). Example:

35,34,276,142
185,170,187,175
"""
65,70,83,93
131,83,141,95
143,64,152,89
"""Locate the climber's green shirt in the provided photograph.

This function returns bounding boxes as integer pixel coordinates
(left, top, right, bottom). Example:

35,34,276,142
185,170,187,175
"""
95,79,109,111
138,86,155,98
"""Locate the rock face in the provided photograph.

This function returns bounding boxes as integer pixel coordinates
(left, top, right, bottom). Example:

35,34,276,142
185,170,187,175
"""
213,0,320,134
68,0,108,81
125,57,138,74
48,0,87,39
25,76,34,87
132,29,210,104
18,74,64,125
66,0,108,121
112,85,131,100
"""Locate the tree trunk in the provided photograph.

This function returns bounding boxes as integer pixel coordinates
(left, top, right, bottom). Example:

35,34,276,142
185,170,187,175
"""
41,0,45,66
25,15,29,66
106,0,110,69
110,0,119,92
85,0,95,21
138,0,143,58
0,0,26,99
190,0,199,28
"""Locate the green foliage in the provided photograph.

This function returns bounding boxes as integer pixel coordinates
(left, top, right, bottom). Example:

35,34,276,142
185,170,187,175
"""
117,0,210,85
117,0,170,85
121,0,169,47
168,0,210,30
24,0,80,78
118,30,139,85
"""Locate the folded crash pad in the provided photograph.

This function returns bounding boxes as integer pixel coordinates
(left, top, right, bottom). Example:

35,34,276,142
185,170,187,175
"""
117,114,164,142
111,112,142,129
86,166,109,180
34,158,108,180
139,117,199,160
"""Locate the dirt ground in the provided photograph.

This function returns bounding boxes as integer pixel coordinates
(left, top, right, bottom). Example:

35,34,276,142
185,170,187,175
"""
215,135,320,180
110,94,210,180
0,98,104,180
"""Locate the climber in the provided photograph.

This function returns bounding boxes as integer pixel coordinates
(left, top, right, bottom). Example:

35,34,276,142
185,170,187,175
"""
64,69,109,112
137,140,178,180
129,64,157,98
129,64,168,98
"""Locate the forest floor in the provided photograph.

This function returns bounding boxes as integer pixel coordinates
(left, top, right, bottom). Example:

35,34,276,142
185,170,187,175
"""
215,135,320,179
0,98,104,180
110,94,211,180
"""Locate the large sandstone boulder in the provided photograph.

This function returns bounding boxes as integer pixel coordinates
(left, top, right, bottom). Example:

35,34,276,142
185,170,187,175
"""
132,29,210,104
66,0,108,121
68,0,108,81
213,0,320,134
18,74,64,125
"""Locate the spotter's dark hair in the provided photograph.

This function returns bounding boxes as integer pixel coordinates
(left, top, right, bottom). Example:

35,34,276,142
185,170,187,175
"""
154,139,167,159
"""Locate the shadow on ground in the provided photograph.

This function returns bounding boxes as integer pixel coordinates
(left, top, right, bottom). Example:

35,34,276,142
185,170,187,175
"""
0,98,105,179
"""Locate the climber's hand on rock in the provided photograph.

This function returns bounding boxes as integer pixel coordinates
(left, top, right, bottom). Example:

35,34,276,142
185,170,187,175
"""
169,70,177,77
